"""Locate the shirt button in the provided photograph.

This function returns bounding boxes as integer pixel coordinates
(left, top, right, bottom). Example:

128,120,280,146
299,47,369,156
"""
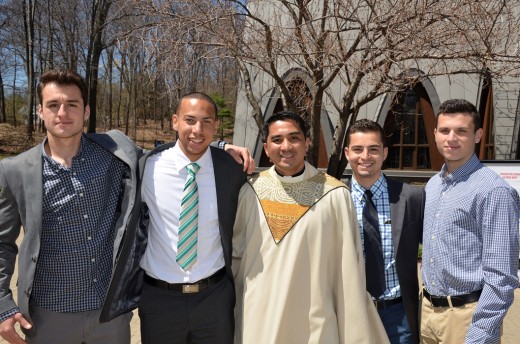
93,278,97,283
83,214,88,219
73,172,77,176
432,281,436,286
430,258,433,262
87,236,92,240
431,235,435,240
435,213,439,218
79,193,84,197
91,258,96,262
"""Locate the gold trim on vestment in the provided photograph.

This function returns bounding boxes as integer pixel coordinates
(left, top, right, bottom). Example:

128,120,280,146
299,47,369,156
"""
249,170,346,244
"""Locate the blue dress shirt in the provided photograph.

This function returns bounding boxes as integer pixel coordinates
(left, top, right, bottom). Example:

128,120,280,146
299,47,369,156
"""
422,154,519,343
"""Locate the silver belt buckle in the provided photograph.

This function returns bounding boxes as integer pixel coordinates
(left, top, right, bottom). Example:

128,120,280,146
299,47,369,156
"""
182,284,199,293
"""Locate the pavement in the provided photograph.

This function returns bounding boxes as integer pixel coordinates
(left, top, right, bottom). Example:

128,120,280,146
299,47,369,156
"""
1,259,520,343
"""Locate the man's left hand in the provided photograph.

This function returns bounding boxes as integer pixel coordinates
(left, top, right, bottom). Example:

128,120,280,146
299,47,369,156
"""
224,144,255,174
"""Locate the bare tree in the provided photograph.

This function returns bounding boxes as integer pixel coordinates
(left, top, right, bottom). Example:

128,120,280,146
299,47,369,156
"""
22,0,37,140
174,0,520,177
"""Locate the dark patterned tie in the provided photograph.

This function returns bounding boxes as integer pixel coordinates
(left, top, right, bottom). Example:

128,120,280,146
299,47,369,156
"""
363,190,385,298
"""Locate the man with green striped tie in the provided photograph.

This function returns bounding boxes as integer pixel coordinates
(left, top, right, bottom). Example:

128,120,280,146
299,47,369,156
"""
138,92,247,344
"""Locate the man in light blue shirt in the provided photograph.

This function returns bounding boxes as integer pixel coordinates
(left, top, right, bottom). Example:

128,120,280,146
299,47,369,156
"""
421,99,520,344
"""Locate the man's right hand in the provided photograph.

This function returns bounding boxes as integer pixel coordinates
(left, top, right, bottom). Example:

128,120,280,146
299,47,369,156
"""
0,313,31,344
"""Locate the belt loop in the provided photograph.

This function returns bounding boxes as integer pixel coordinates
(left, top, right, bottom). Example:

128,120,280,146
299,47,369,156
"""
447,295,453,308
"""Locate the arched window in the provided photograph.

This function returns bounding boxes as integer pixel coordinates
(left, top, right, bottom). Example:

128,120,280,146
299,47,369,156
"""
383,85,443,170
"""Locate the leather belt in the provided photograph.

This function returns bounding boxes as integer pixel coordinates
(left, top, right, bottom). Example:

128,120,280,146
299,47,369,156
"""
144,268,226,293
423,288,482,308
374,296,403,309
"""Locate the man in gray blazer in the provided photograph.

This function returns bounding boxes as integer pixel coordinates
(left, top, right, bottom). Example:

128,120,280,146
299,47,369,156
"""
0,70,142,343
138,92,246,344
344,119,424,344
0,72,252,344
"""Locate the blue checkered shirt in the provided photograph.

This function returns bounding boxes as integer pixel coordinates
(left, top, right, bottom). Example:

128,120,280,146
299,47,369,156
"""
422,154,520,343
30,135,128,313
351,175,400,301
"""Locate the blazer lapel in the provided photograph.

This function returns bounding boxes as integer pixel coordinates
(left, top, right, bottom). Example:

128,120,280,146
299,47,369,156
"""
386,176,405,256
25,145,44,235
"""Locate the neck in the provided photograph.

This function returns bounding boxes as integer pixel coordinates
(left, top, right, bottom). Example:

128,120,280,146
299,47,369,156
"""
353,173,381,190
45,134,83,167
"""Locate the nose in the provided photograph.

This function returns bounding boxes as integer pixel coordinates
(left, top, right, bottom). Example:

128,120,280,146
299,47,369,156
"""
446,130,457,141
280,138,291,150
57,104,67,116
192,121,202,133
361,148,369,159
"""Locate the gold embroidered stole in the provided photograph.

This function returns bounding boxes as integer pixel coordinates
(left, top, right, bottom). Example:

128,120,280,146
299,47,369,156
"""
249,170,346,243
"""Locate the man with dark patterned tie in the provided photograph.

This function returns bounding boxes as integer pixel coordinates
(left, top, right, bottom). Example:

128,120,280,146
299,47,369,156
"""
344,119,425,344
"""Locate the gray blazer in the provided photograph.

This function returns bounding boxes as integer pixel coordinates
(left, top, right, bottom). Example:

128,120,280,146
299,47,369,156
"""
0,130,141,331
386,177,424,344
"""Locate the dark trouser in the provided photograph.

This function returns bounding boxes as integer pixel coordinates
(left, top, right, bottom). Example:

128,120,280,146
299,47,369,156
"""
139,275,234,344
26,306,132,344
378,301,413,344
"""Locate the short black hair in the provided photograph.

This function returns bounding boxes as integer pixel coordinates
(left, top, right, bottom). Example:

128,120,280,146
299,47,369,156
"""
437,99,481,130
37,70,88,107
263,111,309,142
176,92,218,119
346,119,387,147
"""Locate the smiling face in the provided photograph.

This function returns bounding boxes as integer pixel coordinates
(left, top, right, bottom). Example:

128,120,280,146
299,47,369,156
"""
38,82,89,141
434,112,482,173
344,131,388,189
172,97,219,161
263,119,310,176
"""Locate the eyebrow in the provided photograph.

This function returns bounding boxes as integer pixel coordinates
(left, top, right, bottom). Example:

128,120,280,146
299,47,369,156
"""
351,144,381,149
270,131,303,139
45,99,81,104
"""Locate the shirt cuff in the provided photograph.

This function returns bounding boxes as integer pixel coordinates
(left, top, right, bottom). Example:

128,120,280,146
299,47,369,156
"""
217,140,228,150
0,307,20,322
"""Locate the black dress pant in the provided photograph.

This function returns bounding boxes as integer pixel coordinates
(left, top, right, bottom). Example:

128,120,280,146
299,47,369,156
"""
139,276,234,344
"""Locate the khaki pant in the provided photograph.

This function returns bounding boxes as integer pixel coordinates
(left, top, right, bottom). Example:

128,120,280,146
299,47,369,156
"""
420,294,478,344
420,293,504,344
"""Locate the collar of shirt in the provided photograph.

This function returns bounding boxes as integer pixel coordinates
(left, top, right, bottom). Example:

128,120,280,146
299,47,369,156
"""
440,154,480,185
351,174,387,205
41,135,87,172
171,142,213,174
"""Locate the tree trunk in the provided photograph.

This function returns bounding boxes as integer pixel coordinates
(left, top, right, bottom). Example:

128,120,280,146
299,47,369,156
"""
23,0,36,140
107,48,113,130
86,0,112,133
0,68,6,123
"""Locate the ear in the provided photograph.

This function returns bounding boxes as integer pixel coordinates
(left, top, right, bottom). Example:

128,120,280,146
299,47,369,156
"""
383,146,388,161
305,137,310,153
84,105,91,121
172,114,178,131
344,146,349,160
38,104,43,120
213,119,220,134
263,142,269,157
474,128,483,144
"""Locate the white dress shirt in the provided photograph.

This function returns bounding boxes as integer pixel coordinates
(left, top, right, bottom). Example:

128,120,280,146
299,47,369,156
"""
140,144,224,283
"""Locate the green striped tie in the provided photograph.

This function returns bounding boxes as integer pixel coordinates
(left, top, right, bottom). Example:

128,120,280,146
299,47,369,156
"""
177,162,200,271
